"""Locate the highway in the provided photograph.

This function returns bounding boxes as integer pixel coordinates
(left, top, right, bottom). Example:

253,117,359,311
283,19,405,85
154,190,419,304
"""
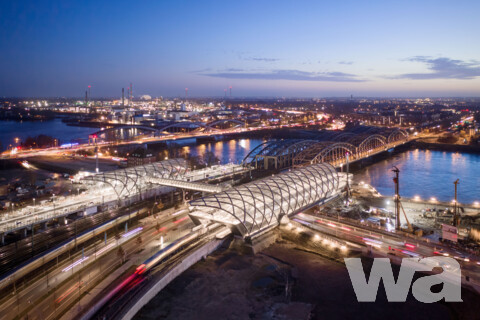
0,206,194,320
0,162,248,317
0,195,177,279
91,223,228,320
291,212,480,282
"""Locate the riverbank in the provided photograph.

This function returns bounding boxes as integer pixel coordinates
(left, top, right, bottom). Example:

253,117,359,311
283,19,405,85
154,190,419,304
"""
413,140,480,154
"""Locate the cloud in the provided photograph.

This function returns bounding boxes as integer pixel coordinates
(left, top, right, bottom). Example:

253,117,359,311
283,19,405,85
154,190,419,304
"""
395,56,480,80
190,67,212,73
246,57,279,62
338,61,353,65
200,69,365,82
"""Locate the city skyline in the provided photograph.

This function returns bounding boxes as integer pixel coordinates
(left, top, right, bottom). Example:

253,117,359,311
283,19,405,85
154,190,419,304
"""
1,0,480,98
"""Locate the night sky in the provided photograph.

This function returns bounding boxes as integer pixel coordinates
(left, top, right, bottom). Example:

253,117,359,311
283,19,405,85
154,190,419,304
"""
1,0,479,98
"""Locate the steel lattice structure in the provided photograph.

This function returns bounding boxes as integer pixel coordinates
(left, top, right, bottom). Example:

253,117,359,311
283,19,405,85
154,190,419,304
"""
242,127,408,169
189,163,342,236
81,158,188,199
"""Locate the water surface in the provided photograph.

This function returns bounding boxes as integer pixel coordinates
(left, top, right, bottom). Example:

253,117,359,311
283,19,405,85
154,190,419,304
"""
354,149,480,204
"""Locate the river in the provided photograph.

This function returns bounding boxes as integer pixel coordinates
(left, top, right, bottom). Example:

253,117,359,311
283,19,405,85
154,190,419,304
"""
353,149,480,205
1,120,478,204
0,119,97,151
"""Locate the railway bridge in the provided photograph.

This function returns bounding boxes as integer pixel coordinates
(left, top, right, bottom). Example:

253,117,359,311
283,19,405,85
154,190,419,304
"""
242,127,409,170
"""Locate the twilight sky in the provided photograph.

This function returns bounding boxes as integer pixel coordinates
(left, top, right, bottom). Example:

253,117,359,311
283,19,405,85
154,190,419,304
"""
1,0,480,98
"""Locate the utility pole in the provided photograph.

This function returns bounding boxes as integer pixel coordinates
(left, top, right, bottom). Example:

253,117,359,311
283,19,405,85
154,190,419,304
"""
345,152,350,206
95,146,99,173
453,179,459,227
392,166,400,230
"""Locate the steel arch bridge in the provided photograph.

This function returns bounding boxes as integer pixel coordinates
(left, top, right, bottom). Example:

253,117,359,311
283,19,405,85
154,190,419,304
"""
189,163,344,237
157,122,205,133
157,119,246,133
89,125,161,141
293,142,357,167
204,119,246,131
242,139,319,169
242,127,409,169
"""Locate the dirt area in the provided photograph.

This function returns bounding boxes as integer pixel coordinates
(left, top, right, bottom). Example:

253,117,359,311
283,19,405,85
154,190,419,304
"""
0,160,85,208
133,240,480,320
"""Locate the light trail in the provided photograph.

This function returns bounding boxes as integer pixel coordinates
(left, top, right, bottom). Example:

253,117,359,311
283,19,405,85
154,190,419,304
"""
122,227,143,238
173,216,188,224
62,256,89,272
56,281,83,303
96,243,115,256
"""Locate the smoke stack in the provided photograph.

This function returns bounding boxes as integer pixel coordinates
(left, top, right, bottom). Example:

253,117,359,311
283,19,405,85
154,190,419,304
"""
122,88,125,106
229,86,232,97
85,90,88,106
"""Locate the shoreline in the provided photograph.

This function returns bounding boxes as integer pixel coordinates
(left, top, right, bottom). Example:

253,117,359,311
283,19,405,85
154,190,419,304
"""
412,140,480,154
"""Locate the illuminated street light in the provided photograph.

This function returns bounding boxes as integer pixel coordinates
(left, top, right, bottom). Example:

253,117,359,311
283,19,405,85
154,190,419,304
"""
413,195,420,201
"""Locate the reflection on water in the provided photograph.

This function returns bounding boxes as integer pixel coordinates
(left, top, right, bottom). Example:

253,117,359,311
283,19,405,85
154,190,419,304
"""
354,149,480,204
0,119,97,150
182,138,265,164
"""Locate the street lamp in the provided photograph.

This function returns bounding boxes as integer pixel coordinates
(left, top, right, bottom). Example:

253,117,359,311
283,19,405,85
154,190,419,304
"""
453,179,459,226
33,198,35,208
430,197,437,213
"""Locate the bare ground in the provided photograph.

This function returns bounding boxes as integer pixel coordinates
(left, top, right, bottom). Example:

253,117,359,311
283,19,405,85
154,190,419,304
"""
133,240,480,320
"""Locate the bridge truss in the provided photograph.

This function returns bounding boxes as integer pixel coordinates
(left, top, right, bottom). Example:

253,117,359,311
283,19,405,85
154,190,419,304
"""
242,127,408,169
189,163,345,237
81,158,188,199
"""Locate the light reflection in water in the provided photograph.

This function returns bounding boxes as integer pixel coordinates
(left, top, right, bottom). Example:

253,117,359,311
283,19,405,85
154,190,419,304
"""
354,149,480,204
181,138,264,165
